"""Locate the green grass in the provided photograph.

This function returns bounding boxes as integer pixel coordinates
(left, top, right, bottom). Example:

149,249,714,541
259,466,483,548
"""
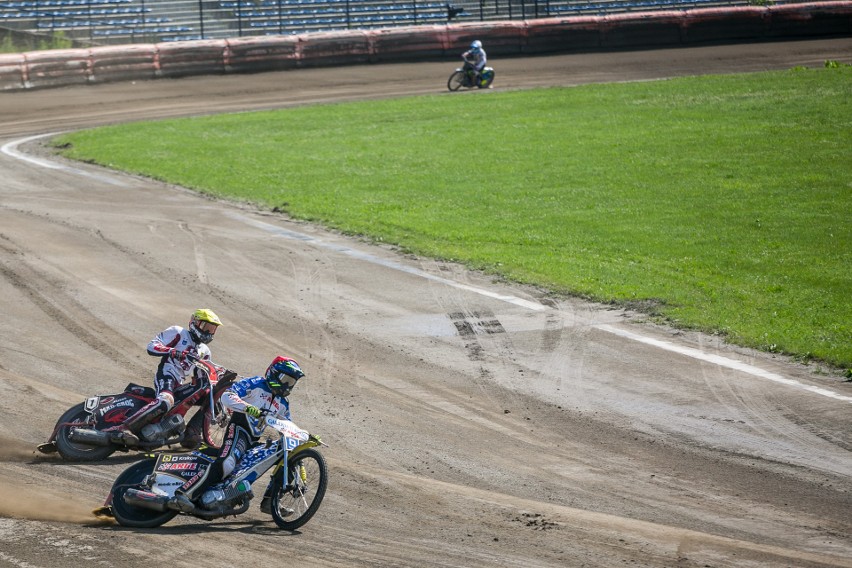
0,31,74,53
54,66,852,369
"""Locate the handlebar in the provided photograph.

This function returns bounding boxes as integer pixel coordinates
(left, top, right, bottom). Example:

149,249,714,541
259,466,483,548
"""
184,353,239,388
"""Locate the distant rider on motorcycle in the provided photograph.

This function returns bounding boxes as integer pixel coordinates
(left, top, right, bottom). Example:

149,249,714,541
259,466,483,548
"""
168,355,305,512
462,40,487,86
113,308,223,446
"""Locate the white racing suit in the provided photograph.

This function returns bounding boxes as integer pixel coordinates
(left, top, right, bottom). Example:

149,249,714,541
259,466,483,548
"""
461,48,487,84
147,325,212,393
113,326,211,442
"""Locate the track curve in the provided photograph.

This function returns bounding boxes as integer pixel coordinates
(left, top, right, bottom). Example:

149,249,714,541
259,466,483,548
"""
0,38,850,568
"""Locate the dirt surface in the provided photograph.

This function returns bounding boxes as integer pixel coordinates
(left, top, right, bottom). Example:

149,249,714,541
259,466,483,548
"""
1,38,851,568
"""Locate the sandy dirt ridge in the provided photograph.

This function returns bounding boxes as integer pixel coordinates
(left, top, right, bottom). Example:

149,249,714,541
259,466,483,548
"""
0,38,850,567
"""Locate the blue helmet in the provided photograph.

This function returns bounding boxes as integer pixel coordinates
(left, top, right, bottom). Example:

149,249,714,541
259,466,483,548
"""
264,356,304,397
469,40,482,53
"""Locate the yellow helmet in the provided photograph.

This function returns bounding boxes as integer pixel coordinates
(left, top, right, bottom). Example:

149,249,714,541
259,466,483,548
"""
189,308,222,344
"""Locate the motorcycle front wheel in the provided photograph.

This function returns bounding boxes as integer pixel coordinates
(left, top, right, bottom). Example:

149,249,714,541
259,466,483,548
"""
270,448,328,530
110,458,178,528
448,71,466,92
54,402,116,461
203,407,229,448
185,404,228,449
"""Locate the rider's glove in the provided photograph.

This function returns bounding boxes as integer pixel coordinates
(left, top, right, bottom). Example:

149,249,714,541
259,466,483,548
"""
170,348,192,362
245,405,262,418
170,348,197,362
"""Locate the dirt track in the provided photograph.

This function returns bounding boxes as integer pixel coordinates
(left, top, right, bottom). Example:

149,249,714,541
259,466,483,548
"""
1,38,851,568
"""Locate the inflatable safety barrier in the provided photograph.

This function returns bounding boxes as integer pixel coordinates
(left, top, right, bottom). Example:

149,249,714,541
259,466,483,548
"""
90,44,158,83
224,35,299,73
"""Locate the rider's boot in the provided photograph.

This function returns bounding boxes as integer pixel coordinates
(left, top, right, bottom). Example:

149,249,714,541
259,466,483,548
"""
167,491,196,513
181,434,201,450
113,428,140,446
261,494,294,517
181,411,206,449
260,488,273,514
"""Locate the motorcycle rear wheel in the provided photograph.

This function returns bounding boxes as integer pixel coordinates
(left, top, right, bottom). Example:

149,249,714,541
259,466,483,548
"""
448,71,466,92
54,402,116,461
110,458,178,528
478,70,495,89
270,448,328,530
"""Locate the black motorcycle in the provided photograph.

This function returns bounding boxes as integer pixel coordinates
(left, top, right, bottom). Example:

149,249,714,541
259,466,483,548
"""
38,355,236,460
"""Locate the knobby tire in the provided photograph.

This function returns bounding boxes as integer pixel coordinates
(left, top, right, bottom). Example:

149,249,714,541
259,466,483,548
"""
448,71,466,92
270,448,328,530
54,402,116,461
110,458,178,528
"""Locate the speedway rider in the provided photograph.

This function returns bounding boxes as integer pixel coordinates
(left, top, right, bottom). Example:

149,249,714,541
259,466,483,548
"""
461,40,487,86
169,355,305,513
113,308,222,446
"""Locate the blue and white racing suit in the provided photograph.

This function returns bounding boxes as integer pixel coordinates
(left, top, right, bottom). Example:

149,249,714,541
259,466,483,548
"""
222,375,291,428
178,375,291,497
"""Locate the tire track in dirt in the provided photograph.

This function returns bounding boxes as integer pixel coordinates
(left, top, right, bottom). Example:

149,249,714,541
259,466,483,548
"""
0,232,135,368
0,40,850,568
335,461,852,568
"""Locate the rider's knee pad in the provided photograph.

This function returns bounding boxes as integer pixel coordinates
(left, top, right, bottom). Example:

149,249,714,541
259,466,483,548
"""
157,392,175,410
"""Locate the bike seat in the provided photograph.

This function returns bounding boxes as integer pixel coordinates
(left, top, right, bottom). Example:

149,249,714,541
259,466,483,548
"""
124,383,155,398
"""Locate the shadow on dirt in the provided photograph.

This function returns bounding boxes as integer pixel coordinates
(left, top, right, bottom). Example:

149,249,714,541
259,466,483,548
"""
105,519,304,536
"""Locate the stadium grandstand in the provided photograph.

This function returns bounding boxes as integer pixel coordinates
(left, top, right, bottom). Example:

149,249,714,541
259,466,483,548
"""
1,0,797,46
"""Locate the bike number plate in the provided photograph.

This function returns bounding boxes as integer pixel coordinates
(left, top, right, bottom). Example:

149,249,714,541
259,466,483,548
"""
84,396,100,413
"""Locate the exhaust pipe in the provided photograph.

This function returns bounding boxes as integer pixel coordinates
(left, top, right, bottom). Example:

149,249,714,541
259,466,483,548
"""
123,489,170,512
123,489,252,520
68,428,113,447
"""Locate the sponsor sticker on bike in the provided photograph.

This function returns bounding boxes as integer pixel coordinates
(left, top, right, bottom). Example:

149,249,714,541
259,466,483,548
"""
159,462,197,471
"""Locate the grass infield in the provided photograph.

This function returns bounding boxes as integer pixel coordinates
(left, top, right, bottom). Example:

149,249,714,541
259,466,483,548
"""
54,66,852,370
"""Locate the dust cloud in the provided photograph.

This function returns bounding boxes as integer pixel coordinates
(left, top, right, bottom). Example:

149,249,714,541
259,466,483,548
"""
0,435,42,461
0,478,113,525
0,436,112,525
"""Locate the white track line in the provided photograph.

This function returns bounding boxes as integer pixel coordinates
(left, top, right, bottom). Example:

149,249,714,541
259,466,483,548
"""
5,134,848,404
2,133,127,186
597,324,852,403
227,212,547,311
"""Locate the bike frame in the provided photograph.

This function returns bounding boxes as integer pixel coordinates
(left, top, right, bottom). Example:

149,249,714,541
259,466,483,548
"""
46,357,229,445
217,417,321,493
144,416,319,500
